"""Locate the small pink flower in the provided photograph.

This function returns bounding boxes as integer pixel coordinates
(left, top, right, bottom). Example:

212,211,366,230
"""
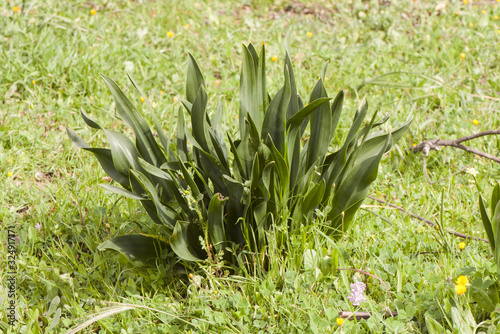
348,280,366,306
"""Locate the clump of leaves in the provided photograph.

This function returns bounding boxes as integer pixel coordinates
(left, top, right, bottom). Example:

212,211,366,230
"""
67,40,411,270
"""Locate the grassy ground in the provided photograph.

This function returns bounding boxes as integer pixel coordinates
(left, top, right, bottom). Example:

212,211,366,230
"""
2,0,500,332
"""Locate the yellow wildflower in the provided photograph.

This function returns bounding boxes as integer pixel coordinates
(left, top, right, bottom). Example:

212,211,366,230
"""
188,273,193,279
140,96,145,103
469,22,473,27
106,223,110,228
307,32,312,37
167,31,174,38
90,9,97,15
463,0,467,4
495,16,498,20
412,143,417,147
173,96,178,103
460,53,466,60
456,275,469,286
455,11,460,15
184,24,190,29
271,56,278,62
482,10,486,14
13,6,20,12
473,119,479,125
7,172,12,177
32,80,36,85
459,242,466,250
336,318,344,326
160,90,163,95
455,284,467,295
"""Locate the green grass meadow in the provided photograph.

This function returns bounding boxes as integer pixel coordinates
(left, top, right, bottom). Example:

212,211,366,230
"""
2,0,500,332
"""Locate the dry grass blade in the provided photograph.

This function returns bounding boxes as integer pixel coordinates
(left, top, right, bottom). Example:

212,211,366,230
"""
64,304,136,334
64,302,200,334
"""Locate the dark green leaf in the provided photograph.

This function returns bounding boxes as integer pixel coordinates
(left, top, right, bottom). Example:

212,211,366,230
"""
262,66,291,154
80,108,102,129
98,234,166,265
170,221,206,262
99,184,145,200
186,53,206,104
208,193,226,253
101,75,166,167
479,194,495,253
306,79,331,171
301,180,326,215
104,129,142,176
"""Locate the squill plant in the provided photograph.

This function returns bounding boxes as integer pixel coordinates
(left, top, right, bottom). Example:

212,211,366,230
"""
67,37,411,270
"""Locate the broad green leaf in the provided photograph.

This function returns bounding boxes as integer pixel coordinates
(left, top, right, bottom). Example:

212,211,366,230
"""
47,296,60,317
424,316,445,334
197,149,230,195
250,153,260,191
46,308,61,333
493,200,500,277
321,100,370,203
99,184,145,200
330,90,344,138
101,75,166,167
239,43,267,137
301,180,326,216
80,108,102,129
127,74,172,158
176,108,189,161
306,79,331,171
262,66,291,155
191,86,210,152
236,118,253,179
286,97,332,128
470,286,497,312
228,134,246,181
67,129,129,187
186,53,206,104
327,136,390,237
359,116,413,161
130,170,182,228
267,137,289,194
450,307,473,334
240,45,258,135
98,234,166,264
284,50,299,121
257,43,267,127
208,193,226,253
492,183,500,220
104,129,142,176
209,130,230,173
170,221,206,262
479,194,495,253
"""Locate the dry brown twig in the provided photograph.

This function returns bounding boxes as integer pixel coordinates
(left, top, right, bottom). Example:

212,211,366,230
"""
412,129,500,164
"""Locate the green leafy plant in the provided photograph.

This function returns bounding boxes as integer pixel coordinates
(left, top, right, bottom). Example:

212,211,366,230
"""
67,41,411,269
473,183,500,312
479,182,500,280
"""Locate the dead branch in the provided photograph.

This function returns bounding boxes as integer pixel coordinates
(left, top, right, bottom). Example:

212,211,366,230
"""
412,130,500,164
339,311,398,320
368,195,489,243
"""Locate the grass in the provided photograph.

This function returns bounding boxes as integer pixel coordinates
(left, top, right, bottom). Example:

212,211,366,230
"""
1,0,500,332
